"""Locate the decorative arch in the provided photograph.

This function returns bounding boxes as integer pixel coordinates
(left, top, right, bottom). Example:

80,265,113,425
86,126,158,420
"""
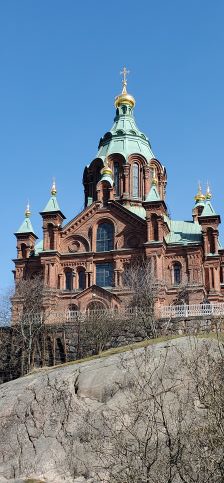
65,234,90,253
84,158,104,204
86,300,108,311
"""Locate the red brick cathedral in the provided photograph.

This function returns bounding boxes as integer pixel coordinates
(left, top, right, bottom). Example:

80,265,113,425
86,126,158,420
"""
13,70,224,314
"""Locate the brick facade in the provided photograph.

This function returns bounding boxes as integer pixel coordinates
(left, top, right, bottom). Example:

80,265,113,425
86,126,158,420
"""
13,82,224,317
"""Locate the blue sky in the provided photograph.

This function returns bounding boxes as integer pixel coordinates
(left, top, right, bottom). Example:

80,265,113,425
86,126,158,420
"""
0,0,224,289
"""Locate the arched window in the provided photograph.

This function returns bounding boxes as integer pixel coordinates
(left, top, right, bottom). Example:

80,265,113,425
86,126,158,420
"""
96,262,113,287
48,224,54,250
21,243,27,259
207,228,215,254
151,214,159,241
96,223,114,252
173,263,181,286
78,269,86,290
87,301,106,311
132,162,139,198
65,270,73,290
114,161,120,196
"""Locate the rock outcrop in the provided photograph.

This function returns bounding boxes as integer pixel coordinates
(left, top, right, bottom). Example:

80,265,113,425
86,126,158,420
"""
0,337,221,482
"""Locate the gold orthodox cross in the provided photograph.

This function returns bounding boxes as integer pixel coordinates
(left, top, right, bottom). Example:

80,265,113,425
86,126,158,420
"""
120,66,130,85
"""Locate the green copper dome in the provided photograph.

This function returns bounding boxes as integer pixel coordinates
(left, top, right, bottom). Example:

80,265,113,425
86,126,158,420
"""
97,102,154,162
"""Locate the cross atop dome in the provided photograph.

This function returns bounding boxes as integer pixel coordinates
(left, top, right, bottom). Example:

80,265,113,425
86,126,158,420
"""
115,66,135,108
120,66,130,94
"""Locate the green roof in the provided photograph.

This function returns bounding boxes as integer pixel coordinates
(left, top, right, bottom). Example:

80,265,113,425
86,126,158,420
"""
126,205,146,219
200,200,217,217
34,240,43,255
145,184,160,202
42,195,61,213
165,220,202,245
97,103,154,162
16,217,36,235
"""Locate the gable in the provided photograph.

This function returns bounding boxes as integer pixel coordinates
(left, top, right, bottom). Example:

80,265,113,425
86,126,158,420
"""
59,201,147,253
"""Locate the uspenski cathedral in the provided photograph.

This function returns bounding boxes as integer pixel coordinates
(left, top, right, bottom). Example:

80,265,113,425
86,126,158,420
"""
13,69,224,315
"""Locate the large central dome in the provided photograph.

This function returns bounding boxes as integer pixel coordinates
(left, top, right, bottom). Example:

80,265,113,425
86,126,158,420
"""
96,74,154,162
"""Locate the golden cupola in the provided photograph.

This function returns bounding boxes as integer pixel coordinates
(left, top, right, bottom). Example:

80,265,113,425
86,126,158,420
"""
115,66,136,108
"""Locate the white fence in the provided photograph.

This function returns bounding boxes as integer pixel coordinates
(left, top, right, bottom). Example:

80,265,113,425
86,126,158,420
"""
159,303,224,319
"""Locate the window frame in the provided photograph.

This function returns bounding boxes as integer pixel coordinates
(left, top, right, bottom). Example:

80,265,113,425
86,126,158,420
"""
96,222,114,252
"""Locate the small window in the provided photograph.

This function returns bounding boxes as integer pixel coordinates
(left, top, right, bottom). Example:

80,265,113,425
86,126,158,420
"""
96,263,113,287
96,223,114,252
173,263,181,285
132,162,139,198
65,270,73,290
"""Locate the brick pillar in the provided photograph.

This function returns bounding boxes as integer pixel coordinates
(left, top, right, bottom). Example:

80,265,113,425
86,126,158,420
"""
123,165,130,198
85,272,89,289
143,166,150,200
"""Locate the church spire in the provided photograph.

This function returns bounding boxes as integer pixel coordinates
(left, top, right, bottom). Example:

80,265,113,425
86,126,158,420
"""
16,202,36,235
205,182,212,200
115,66,135,108
42,179,64,215
194,182,205,203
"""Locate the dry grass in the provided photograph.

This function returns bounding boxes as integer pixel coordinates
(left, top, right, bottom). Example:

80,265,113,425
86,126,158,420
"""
26,331,224,378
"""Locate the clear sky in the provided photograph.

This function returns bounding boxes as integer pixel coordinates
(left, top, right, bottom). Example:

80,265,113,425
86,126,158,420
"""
0,0,224,290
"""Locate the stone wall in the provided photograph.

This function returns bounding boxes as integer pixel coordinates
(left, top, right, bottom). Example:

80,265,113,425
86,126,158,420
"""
1,315,224,384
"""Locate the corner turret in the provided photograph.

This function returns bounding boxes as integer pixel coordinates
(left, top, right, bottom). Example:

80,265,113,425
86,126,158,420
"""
15,203,38,259
40,181,66,251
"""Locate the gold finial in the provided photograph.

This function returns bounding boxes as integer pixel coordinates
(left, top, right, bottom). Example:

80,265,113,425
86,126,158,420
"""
101,159,113,177
115,67,135,108
25,201,31,218
194,181,205,202
120,66,130,94
51,178,57,196
206,181,212,200
151,168,158,186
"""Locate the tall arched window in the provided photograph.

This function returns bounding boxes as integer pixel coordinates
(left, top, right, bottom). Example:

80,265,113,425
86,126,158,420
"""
207,228,215,254
173,263,181,286
114,162,120,196
78,269,86,290
65,270,73,290
48,224,54,250
132,162,139,198
96,223,114,252
151,214,159,241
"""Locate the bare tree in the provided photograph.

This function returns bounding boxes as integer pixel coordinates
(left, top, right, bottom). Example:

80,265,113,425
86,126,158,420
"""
12,274,47,375
123,257,158,337
77,338,224,483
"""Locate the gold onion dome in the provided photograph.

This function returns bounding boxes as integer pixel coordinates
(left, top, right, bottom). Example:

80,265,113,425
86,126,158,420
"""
194,182,206,202
101,164,113,177
115,66,135,108
206,183,212,200
25,202,31,218
51,179,57,196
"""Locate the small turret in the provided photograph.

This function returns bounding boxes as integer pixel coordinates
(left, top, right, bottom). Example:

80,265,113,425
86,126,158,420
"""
192,182,206,222
40,181,66,251
15,203,38,259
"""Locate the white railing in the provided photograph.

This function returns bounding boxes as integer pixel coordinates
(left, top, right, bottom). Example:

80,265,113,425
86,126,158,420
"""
160,303,224,319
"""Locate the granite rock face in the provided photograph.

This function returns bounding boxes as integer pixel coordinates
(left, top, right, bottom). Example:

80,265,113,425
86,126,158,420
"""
0,337,219,483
